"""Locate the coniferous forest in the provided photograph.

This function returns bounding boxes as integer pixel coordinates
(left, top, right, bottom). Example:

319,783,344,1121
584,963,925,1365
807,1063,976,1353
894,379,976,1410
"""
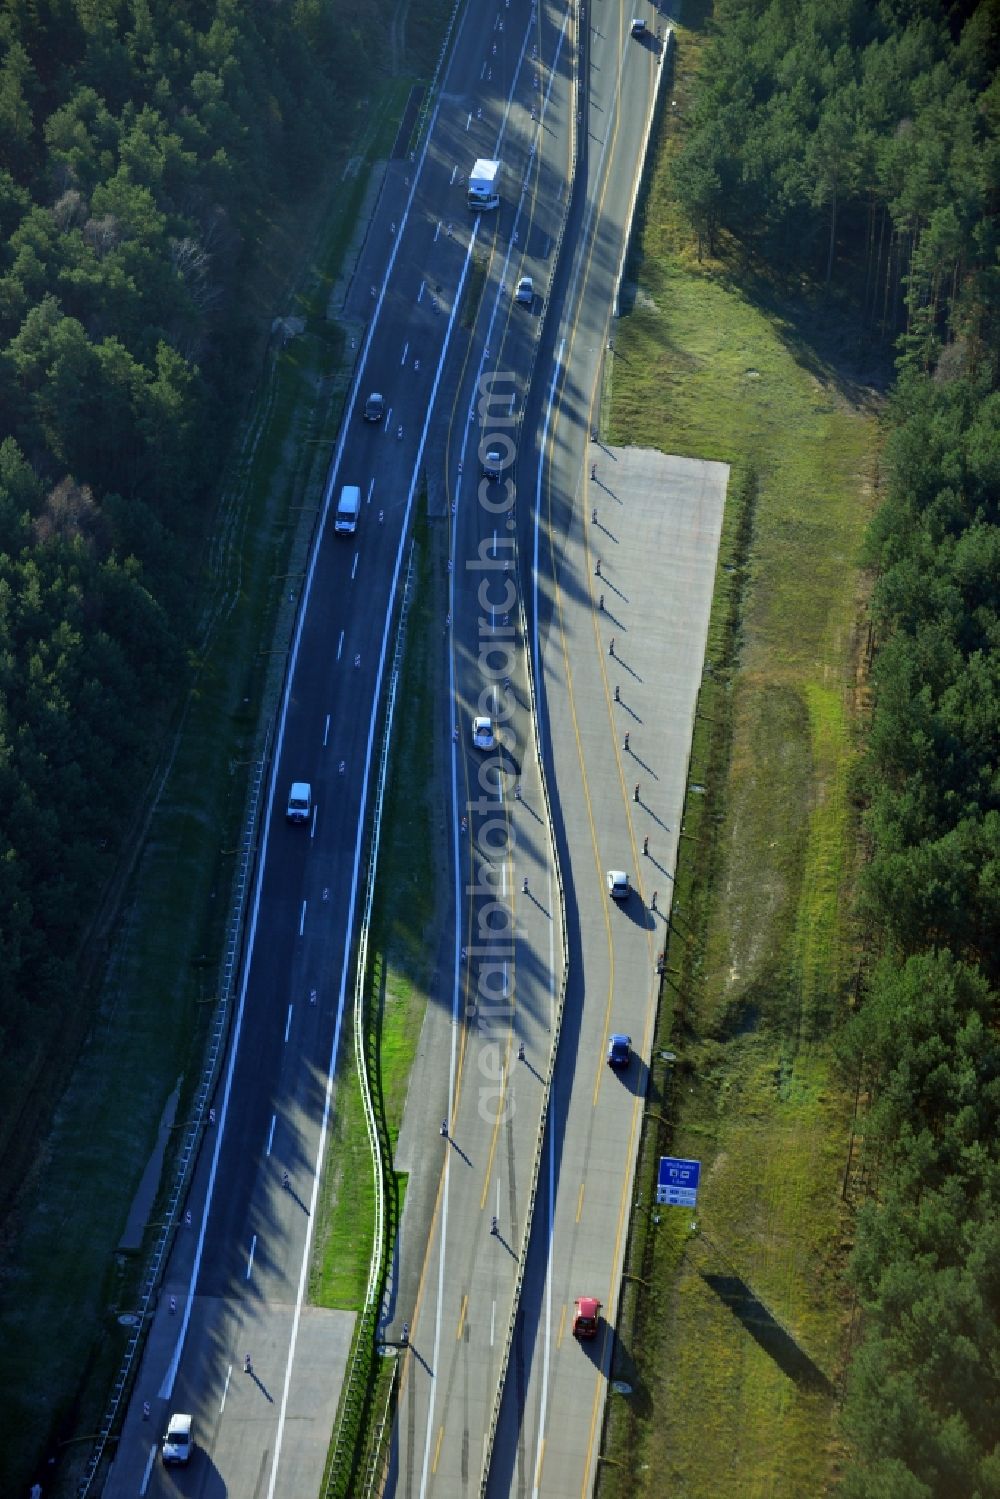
0,0,997,1492
674,1,1000,1492
0,0,379,1170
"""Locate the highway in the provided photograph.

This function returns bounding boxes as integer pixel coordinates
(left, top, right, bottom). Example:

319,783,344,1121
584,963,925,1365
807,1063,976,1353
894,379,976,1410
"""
384,2,723,1498
383,0,575,1489
105,0,575,1487
101,0,728,1492
103,0,565,1492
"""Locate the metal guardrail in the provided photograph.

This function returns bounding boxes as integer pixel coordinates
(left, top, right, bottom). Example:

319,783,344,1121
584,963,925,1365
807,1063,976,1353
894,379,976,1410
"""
613,26,674,318
78,72,399,1490
80,4,575,1477
477,595,572,1497
476,0,584,1487
358,1353,400,1499
78,736,271,1497
80,258,368,1499
81,7,654,1496
406,0,468,160
325,9,589,1482
480,12,672,1490
322,543,417,1497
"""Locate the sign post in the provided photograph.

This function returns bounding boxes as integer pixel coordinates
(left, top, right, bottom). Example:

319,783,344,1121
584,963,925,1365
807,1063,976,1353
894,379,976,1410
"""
657,1156,701,1207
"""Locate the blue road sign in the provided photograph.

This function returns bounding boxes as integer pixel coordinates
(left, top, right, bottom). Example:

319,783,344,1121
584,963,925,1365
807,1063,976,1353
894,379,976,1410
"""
657,1156,701,1207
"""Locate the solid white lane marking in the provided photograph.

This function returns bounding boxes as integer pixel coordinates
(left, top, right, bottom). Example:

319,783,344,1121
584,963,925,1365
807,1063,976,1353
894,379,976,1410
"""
159,29,470,1431
525,13,624,1480
323,713,331,746
284,1005,293,1043
246,1234,257,1280
299,902,306,936
266,1114,276,1155
531,1078,557,1499
220,1362,233,1412
533,339,564,743
267,95,479,1499
139,1443,156,1494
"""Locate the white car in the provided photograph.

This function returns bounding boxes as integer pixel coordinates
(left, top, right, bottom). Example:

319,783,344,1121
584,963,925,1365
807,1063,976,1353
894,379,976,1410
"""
482,448,503,480
286,781,312,824
162,1412,192,1465
630,16,645,35
607,869,630,901
472,716,496,751
515,276,533,306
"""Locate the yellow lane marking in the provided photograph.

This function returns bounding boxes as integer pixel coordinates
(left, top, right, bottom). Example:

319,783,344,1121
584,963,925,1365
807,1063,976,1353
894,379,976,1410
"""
395,0,561,1417
480,1036,513,1208
456,1293,468,1341
576,1180,585,1223
532,6,661,1496
534,1436,547,1491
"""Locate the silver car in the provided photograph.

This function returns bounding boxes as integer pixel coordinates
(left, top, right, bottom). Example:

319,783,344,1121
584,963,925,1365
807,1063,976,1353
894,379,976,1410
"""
472,716,496,751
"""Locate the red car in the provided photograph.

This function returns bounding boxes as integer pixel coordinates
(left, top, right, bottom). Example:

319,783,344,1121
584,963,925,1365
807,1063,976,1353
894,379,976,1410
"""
573,1296,602,1339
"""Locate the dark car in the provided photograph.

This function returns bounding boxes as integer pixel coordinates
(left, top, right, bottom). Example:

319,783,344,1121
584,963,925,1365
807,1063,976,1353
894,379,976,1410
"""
607,1034,632,1069
363,392,385,422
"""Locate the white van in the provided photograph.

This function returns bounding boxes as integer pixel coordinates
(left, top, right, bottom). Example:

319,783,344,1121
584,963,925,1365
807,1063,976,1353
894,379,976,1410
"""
162,1412,192,1465
286,782,312,824
335,485,361,534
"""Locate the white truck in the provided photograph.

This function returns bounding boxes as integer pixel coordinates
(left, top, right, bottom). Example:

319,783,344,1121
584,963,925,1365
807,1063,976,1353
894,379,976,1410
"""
467,158,501,211
335,484,361,534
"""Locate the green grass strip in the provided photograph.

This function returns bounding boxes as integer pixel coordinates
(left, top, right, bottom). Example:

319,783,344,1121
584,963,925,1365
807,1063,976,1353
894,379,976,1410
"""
597,22,876,1499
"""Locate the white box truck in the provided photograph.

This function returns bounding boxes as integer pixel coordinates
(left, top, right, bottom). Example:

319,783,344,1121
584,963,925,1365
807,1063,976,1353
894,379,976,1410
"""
467,159,501,211
335,484,361,534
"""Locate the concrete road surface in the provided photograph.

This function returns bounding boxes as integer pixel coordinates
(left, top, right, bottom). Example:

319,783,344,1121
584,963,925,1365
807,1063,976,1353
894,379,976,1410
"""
101,0,561,1491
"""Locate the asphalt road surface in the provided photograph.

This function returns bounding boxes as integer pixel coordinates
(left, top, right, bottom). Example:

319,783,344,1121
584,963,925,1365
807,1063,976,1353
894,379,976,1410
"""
482,17,729,1499
382,0,577,1493
104,0,726,1494
382,3,728,1499
474,18,728,1499
102,0,561,1491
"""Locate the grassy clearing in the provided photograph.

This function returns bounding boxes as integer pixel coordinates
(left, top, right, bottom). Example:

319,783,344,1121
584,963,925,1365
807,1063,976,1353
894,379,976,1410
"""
311,518,446,1308
0,76,417,1498
597,20,877,1499
461,250,490,330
